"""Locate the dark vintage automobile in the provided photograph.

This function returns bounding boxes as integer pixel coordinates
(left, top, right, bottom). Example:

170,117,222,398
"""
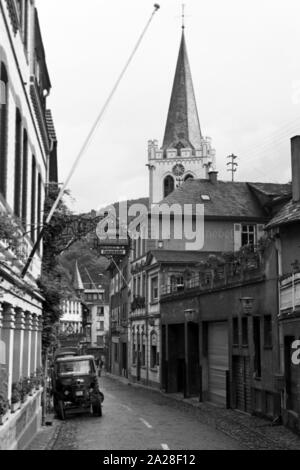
52,355,104,420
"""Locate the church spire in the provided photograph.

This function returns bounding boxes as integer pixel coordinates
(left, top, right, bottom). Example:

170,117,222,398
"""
73,261,84,293
162,30,202,151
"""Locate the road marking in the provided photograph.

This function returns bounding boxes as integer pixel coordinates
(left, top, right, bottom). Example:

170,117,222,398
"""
140,418,153,429
105,393,115,399
161,444,170,450
121,404,133,412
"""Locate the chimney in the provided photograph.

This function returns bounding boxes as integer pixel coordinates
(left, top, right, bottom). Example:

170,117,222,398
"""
208,170,218,184
291,136,300,202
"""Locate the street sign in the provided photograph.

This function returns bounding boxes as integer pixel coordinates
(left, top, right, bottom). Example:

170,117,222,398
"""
100,247,127,256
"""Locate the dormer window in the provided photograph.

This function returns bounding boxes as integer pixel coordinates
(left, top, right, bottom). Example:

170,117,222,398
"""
201,195,211,201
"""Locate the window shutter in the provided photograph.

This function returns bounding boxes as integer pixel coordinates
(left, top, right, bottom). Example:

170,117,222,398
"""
257,224,265,242
234,224,242,252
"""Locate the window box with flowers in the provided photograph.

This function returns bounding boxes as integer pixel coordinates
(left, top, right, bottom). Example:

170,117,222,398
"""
33,368,43,390
0,370,9,425
20,377,32,403
0,400,9,425
11,383,22,413
28,375,36,396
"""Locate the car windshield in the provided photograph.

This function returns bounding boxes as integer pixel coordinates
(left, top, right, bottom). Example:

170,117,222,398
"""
58,360,93,376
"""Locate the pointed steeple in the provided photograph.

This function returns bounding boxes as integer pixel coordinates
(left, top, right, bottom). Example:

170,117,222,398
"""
162,30,202,151
73,261,84,292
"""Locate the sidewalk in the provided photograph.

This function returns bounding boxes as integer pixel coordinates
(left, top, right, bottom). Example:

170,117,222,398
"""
105,373,300,451
25,414,62,451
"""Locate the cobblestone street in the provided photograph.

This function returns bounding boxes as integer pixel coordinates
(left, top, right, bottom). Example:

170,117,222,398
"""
41,375,299,451
51,375,243,451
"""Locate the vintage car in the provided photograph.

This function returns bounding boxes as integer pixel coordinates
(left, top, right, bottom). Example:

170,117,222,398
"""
52,355,104,420
53,347,78,360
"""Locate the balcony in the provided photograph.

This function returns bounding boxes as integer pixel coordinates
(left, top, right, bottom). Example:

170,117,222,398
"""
280,272,300,316
161,250,264,299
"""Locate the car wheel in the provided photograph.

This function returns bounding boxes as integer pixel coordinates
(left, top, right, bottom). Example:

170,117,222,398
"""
57,400,65,421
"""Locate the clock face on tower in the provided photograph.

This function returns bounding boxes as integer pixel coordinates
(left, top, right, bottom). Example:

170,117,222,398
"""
172,164,185,177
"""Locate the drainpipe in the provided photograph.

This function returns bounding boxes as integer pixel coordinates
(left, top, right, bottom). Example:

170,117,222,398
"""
275,235,285,412
146,270,149,386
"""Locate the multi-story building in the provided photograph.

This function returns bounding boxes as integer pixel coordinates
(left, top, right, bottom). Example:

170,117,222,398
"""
0,0,57,449
84,283,109,366
266,136,300,432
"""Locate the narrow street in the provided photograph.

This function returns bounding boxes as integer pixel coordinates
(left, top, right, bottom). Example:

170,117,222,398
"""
52,375,243,451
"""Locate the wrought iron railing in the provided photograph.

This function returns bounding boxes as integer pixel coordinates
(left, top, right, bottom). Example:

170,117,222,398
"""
161,255,263,297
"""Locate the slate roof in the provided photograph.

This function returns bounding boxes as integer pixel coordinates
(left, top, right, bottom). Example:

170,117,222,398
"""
266,200,300,229
162,31,202,151
72,261,84,291
160,179,291,220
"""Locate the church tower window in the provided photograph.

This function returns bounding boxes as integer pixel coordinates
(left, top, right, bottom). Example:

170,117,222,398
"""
164,175,175,198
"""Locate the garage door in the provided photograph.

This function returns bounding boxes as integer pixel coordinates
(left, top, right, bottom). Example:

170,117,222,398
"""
208,322,229,406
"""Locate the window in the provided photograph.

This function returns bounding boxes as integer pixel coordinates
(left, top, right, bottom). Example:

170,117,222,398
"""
264,315,272,348
97,321,104,331
150,333,158,369
97,306,104,317
201,195,211,201
242,317,248,347
22,129,28,227
233,317,239,346
164,176,175,198
97,336,104,347
170,275,184,292
151,277,159,302
14,109,22,218
253,317,262,378
184,174,194,182
142,336,146,367
37,173,42,238
23,0,29,51
31,156,36,241
242,225,256,246
0,63,8,198
142,274,146,298
132,340,137,365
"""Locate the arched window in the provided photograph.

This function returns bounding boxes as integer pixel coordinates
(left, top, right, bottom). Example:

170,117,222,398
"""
164,175,175,198
0,63,8,198
184,174,194,182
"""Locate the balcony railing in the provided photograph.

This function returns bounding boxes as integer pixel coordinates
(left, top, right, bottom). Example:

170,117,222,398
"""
131,296,146,312
161,255,263,298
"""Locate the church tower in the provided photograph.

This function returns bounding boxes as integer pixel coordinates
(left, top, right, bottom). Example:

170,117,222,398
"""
148,28,216,205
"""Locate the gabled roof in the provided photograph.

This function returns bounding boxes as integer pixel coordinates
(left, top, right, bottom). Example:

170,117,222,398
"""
162,31,202,151
266,200,300,229
146,250,212,266
160,179,291,220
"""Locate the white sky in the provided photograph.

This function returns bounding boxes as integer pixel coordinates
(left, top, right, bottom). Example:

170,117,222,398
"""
37,0,300,213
